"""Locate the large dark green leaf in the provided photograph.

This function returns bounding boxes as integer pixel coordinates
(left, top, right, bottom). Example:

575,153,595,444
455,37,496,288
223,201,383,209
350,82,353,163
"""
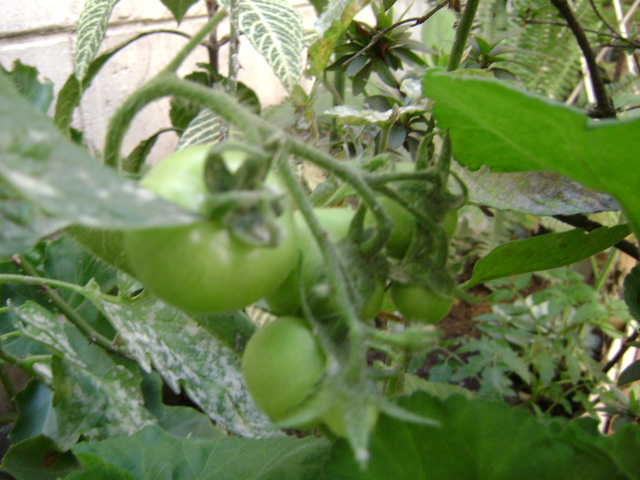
10,380,56,445
464,225,631,288
422,72,640,235
325,393,639,480
72,425,330,480
0,69,197,255
1,435,80,480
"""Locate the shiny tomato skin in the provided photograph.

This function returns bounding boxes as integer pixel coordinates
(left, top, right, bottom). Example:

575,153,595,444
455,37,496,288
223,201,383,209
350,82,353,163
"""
124,145,297,312
241,316,326,424
390,283,453,324
264,208,352,315
265,208,384,319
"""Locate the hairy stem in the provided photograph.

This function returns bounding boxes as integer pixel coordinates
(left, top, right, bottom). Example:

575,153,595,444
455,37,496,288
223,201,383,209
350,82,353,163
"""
447,0,480,71
104,74,263,170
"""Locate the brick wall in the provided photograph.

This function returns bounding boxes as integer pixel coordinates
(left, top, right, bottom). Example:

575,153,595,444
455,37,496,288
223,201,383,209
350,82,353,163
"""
0,1,315,160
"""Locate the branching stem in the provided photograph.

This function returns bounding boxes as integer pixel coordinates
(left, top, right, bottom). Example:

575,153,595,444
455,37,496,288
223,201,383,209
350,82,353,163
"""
550,0,616,118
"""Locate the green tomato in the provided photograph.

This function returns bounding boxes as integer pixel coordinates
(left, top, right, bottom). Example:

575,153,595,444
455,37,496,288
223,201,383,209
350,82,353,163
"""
390,283,453,324
124,145,297,312
265,208,383,319
241,316,326,424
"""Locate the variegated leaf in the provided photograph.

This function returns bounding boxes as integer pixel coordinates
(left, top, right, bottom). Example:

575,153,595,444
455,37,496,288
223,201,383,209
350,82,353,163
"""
177,109,225,149
75,0,121,82
220,0,304,91
308,0,372,76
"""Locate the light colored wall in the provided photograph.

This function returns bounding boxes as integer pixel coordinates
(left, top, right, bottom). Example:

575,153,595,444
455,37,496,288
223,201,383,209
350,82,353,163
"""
0,1,316,161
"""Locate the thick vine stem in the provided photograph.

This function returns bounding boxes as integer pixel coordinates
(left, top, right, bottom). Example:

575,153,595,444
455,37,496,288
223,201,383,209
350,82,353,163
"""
104,75,263,170
274,146,367,381
446,0,480,72
284,137,394,257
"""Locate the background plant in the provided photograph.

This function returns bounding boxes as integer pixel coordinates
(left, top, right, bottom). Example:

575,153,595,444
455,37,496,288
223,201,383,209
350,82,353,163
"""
0,0,639,479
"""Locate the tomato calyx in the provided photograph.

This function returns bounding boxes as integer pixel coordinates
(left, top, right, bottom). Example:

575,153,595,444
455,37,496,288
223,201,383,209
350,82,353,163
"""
198,142,289,248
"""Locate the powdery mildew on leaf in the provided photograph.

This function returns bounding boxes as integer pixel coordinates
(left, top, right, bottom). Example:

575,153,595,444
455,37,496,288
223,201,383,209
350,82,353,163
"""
455,166,621,215
13,302,156,449
13,301,85,370
53,358,156,450
75,0,121,82
97,293,279,438
0,72,197,232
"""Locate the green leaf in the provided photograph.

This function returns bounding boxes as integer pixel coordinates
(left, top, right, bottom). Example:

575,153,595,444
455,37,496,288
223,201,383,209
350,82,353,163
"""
219,0,304,91
140,371,226,439
65,226,135,276
422,72,640,235
90,291,277,437
308,0,372,76
75,0,121,82
1,435,80,480
66,463,135,480
10,380,57,445
160,0,199,23
72,425,330,480
56,30,185,135
0,179,68,256
623,263,640,323
0,69,197,238
455,167,620,215
464,226,631,288
12,302,156,449
618,360,640,386
326,393,636,480
52,355,156,450
177,109,226,149
1,60,54,113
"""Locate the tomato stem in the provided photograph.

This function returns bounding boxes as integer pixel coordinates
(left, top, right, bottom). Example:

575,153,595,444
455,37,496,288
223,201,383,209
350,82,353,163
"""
3,256,131,359
104,74,263,170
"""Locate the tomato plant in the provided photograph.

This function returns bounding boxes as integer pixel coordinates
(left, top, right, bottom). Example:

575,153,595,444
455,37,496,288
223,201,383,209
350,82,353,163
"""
124,145,298,312
241,316,326,425
390,283,454,324
265,208,383,319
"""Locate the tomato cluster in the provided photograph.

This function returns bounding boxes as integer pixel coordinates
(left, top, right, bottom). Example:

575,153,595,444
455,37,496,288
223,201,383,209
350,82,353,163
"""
124,145,459,433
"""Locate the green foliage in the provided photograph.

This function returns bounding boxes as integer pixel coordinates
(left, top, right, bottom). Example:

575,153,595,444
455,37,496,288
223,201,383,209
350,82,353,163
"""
432,270,633,415
0,0,639,478
327,392,640,480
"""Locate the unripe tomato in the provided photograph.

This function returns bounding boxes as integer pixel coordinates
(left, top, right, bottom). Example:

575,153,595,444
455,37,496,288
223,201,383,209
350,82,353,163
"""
390,283,453,324
124,145,297,312
241,316,326,424
265,208,383,319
